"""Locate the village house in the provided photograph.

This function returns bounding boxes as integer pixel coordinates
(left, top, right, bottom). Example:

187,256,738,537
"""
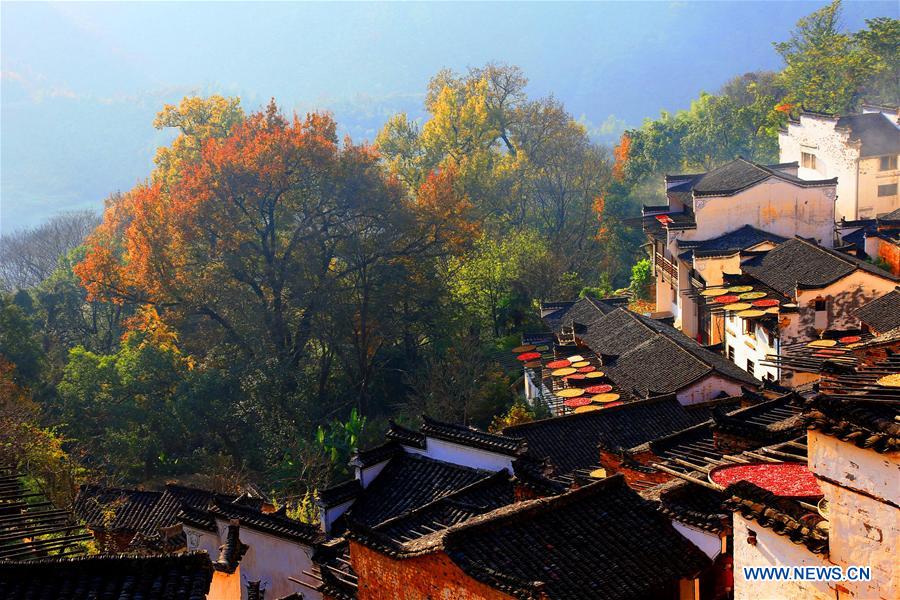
729,377,899,599
526,298,760,412
643,157,837,341
712,237,899,384
838,207,900,275
779,106,900,221
344,475,712,600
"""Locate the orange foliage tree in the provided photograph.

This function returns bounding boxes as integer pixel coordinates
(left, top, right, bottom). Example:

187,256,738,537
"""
76,100,476,414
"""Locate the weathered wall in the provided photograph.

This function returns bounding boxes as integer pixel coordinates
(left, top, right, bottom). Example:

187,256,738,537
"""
187,520,320,600
780,115,860,221
790,271,898,343
877,238,900,275
809,431,900,599
681,179,835,247
207,568,241,600
676,374,745,406
817,479,899,600
858,156,899,218
731,513,832,600
349,541,516,600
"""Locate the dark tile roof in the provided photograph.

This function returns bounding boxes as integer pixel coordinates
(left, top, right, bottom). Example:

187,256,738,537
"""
351,440,402,469
880,206,900,222
365,470,517,546
318,478,363,508
503,396,717,479
440,475,711,600
725,481,829,554
73,485,162,533
346,452,494,528
710,394,806,444
742,237,898,296
420,416,525,456
542,296,620,332
836,112,900,157
854,289,900,333
385,420,426,449
643,480,729,534
0,552,213,600
669,158,836,198
206,498,324,545
580,308,760,394
677,224,787,260
804,396,900,453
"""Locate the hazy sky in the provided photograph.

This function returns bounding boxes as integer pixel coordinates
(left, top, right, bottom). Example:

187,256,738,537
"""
2,1,897,233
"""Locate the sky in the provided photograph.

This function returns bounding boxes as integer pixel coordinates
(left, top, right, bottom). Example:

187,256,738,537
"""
1,1,897,233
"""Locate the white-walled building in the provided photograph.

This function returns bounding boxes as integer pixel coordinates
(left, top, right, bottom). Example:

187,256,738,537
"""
779,107,900,221
730,391,899,600
644,157,837,342
719,237,898,384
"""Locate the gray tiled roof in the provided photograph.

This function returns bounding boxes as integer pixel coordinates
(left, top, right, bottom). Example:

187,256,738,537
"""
669,158,836,198
836,112,900,157
742,237,898,296
854,289,900,333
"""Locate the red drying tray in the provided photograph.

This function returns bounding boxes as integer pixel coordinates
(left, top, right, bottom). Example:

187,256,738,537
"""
563,374,586,381
577,366,596,373
546,359,572,369
751,299,780,307
709,462,822,497
563,396,591,408
517,352,541,361
839,335,861,344
714,295,741,304
585,384,613,395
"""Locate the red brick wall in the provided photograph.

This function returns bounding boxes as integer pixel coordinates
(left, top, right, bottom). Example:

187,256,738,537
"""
349,540,518,600
876,237,899,276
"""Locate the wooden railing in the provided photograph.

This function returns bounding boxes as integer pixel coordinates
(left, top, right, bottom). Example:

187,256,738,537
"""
655,252,678,286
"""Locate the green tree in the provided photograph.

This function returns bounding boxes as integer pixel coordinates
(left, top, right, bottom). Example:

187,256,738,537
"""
774,0,875,114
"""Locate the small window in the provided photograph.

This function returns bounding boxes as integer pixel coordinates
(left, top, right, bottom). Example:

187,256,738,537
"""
815,299,827,312
746,359,755,378
801,152,817,170
879,155,898,171
878,183,898,197
743,318,754,336
726,345,735,361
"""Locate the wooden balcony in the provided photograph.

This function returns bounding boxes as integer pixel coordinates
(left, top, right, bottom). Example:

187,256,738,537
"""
655,252,678,286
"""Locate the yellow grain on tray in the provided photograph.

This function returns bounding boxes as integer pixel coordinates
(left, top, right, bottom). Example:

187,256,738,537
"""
700,289,727,297
727,285,753,293
876,373,900,388
723,303,751,311
584,371,605,379
570,361,591,368
566,355,585,363
736,309,766,318
575,405,602,414
556,388,585,398
808,339,837,348
551,367,577,377
591,393,620,403
738,291,767,300
588,467,607,478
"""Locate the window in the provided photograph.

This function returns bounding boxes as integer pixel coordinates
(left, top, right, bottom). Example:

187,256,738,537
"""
878,183,898,197
746,359,755,378
879,155,898,171
726,345,735,361
815,298,827,312
743,318,754,336
801,152,817,169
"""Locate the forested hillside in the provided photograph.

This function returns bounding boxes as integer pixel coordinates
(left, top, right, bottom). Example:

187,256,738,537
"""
1,1,897,503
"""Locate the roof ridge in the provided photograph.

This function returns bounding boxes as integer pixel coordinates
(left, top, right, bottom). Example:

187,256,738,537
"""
503,394,681,433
